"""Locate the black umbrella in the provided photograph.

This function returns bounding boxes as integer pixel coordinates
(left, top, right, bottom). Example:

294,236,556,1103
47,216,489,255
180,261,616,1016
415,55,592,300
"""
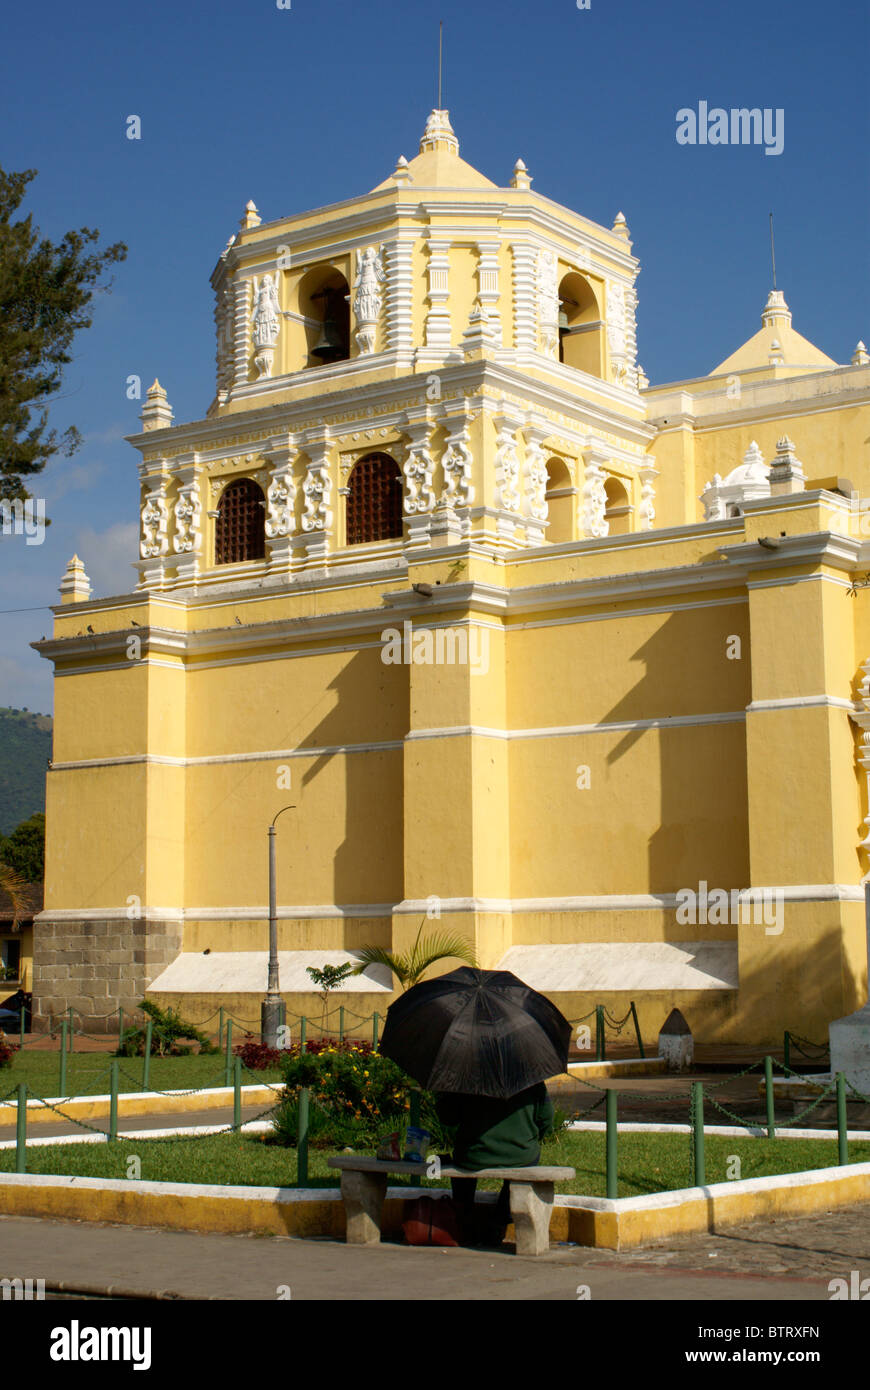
378,966,571,1099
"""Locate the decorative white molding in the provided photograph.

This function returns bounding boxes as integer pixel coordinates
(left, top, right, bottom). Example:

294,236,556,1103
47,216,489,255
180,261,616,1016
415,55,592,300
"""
475,240,502,344
173,478,202,555
300,435,333,562
401,416,437,527
384,237,414,358
638,461,658,531
582,449,608,538
606,280,627,384
232,276,252,389
536,248,559,357
440,420,474,510
424,237,452,351
522,420,549,545
701,441,771,521
250,274,281,379
352,245,385,355
140,485,169,559
510,242,538,354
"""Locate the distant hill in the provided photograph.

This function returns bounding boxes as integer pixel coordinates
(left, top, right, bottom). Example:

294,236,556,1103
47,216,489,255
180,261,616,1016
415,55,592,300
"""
0,708,52,835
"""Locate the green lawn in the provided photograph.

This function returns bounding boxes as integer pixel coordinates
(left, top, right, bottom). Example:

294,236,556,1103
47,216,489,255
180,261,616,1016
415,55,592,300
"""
3,1129,868,1198
0,1052,284,1100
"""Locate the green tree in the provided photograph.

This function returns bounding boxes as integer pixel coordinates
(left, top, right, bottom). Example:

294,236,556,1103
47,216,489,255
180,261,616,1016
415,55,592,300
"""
0,165,127,503
351,918,477,991
0,860,32,925
0,811,44,882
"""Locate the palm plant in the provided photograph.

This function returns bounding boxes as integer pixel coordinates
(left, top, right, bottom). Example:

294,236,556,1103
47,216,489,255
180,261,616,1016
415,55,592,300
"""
351,917,477,991
0,859,31,929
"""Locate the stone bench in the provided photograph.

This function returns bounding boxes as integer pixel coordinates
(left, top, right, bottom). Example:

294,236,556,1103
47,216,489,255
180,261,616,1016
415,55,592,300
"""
326,1155,576,1255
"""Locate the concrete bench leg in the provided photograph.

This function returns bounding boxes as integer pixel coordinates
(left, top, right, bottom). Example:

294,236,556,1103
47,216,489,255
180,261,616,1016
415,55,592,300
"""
509,1181,554,1256
341,1169,388,1245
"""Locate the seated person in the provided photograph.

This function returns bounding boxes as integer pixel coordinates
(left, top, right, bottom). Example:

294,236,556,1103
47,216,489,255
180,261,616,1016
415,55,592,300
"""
435,1083,554,1245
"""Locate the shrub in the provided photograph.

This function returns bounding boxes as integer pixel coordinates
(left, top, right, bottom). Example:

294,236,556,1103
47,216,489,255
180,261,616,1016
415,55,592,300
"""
0,1032,17,1069
116,1000,219,1057
233,1035,375,1071
275,1045,452,1151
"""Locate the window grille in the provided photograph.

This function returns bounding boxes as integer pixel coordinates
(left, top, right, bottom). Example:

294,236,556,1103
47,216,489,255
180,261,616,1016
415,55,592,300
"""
215,479,266,564
346,454,403,545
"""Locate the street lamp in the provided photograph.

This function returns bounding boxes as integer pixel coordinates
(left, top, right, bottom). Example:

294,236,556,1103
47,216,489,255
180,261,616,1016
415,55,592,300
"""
261,804,295,1048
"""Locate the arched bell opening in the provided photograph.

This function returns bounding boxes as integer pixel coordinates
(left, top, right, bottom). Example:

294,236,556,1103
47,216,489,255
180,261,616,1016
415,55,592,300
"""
558,271,604,377
298,264,351,367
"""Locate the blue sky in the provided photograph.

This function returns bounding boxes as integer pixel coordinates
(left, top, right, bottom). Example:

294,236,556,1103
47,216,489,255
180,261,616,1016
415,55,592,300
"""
1,0,867,714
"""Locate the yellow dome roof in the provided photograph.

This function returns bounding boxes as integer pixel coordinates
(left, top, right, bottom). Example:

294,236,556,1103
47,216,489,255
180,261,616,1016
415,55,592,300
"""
372,109,497,192
711,291,838,375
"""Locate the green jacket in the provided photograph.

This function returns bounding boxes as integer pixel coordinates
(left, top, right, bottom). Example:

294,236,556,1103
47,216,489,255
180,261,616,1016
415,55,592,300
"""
436,1084,555,1171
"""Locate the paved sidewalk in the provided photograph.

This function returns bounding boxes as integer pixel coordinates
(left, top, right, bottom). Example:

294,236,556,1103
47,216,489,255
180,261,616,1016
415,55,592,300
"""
0,1206,858,1301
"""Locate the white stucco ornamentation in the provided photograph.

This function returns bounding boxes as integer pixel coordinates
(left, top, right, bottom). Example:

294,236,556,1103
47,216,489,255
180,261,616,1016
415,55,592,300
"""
402,424,436,514
700,440,770,520
353,246,385,355
441,426,474,509
537,250,559,357
301,444,333,534
638,464,658,531
265,473,296,538
582,458,608,538
607,281,627,382
140,488,169,559
523,434,549,525
494,423,522,515
251,274,281,378
173,481,202,554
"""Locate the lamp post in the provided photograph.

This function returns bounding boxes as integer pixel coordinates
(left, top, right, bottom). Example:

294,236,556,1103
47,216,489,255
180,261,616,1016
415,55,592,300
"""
261,805,295,1048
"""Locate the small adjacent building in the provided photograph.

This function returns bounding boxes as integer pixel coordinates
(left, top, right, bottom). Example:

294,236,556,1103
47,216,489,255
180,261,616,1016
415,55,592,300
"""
30,110,870,1044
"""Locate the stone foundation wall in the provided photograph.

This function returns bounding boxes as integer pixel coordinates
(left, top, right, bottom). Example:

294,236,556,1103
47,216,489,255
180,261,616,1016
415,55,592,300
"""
31,919,183,1033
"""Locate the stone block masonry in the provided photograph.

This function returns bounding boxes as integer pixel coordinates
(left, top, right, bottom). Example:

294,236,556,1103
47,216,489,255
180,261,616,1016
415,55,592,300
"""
31,919,183,1033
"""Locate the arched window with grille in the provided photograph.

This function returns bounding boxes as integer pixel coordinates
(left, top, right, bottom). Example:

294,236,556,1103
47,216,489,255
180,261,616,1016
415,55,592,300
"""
346,453,403,546
215,478,266,564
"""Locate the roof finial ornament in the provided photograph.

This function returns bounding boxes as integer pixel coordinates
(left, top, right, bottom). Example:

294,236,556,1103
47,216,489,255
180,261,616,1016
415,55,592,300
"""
852,341,870,366
612,211,630,240
511,158,532,190
420,108,459,155
240,200,261,231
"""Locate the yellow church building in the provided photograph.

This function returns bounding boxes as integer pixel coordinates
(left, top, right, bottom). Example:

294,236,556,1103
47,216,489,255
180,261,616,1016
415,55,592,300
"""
31,109,870,1045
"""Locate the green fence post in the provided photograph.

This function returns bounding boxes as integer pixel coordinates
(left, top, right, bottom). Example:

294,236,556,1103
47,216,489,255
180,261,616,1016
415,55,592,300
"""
783,1030,790,1073
409,1089,421,1187
764,1055,776,1139
59,1020,67,1097
692,1082,706,1187
233,1056,242,1132
837,1073,848,1166
143,1019,153,1091
297,1087,309,1187
339,1006,345,1044
300,1017,307,1051
373,1012,380,1050
225,1019,233,1087
109,1059,119,1142
218,1007,224,1050
606,1087,618,1199
15,1083,26,1174
629,1001,645,1059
